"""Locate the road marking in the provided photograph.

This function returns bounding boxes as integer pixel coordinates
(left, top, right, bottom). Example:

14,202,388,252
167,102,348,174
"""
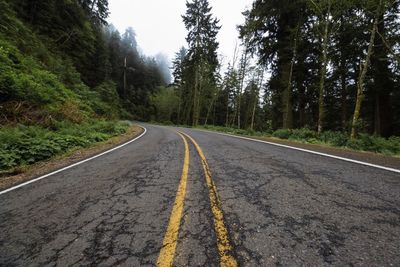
180,132,238,267
194,129,400,174
157,132,190,267
0,126,147,196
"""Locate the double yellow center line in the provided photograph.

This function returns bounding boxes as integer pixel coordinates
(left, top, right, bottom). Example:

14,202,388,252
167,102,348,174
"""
157,131,237,267
156,132,189,266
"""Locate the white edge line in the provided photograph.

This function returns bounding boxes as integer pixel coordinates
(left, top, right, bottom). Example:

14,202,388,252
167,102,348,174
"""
0,126,147,196
193,128,400,174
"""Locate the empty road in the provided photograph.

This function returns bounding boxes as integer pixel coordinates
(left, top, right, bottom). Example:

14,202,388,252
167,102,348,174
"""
1,124,399,266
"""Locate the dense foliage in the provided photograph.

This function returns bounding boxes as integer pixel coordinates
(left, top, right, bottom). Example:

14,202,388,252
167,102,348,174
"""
0,0,168,170
0,0,168,125
0,120,129,171
238,0,400,138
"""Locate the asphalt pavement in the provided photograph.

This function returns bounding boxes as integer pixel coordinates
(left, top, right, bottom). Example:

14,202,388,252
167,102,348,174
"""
1,124,399,266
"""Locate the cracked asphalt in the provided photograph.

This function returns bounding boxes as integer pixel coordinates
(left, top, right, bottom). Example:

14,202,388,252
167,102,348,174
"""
1,124,399,266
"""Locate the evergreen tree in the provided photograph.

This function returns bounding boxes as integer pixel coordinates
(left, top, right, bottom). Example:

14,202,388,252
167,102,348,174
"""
182,0,221,126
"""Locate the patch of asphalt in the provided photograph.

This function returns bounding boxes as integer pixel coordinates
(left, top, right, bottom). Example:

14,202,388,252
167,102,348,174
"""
0,125,183,266
181,127,400,266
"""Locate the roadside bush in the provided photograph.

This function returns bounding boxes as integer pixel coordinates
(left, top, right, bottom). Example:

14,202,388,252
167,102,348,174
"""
386,136,400,154
9,138,62,164
272,129,291,139
0,149,19,170
319,131,349,147
246,129,256,136
345,134,400,155
54,100,87,123
289,128,317,142
48,135,89,150
0,120,130,171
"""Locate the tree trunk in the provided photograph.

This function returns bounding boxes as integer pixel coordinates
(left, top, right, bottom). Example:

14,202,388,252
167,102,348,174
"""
351,3,380,139
184,93,192,125
378,93,391,136
250,71,263,130
298,84,306,127
204,90,218,126
177,86,183,124
123,56,127,97
372,14,393,137
282,24,298,129
192,64,199,126
317,9,330,134
374,95,381,135
340,68,347,130
225,91,230,127
237,46,248,129
196,62,203,125
282,67,293,129
338,17,348,131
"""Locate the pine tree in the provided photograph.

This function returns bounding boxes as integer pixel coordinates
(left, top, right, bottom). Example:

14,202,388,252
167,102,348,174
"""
182,0,220,126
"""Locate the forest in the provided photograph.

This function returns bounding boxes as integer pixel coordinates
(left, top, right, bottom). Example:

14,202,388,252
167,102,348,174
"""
152,0,400,154
1,0,400,171
0,0,168,171
164,0,400,137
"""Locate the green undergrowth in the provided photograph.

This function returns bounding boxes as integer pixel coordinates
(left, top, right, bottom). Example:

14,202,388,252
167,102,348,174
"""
199,125,400,156
0,120,130,172
0,37,124,123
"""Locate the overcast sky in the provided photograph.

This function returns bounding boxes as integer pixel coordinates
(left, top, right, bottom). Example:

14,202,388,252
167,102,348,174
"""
108,0,253,67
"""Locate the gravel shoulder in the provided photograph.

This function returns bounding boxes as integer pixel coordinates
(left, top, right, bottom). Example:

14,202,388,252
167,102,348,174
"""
0,125,144,190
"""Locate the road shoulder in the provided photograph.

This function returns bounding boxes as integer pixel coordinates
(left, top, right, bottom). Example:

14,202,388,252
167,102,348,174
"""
0,125,144,190
195,129,400,171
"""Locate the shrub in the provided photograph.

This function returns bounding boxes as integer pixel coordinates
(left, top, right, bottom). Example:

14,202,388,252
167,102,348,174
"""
55,100,87,123
319,131,349,147
0,120,130,171
0,149,20,170
386,136,400,154
345,134,400,155
289,128,317,141
272,129,291,139
246,129,255,136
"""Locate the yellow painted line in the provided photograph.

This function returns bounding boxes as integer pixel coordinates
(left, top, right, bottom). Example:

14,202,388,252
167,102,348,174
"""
180,132,238,267
157,132,190,267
